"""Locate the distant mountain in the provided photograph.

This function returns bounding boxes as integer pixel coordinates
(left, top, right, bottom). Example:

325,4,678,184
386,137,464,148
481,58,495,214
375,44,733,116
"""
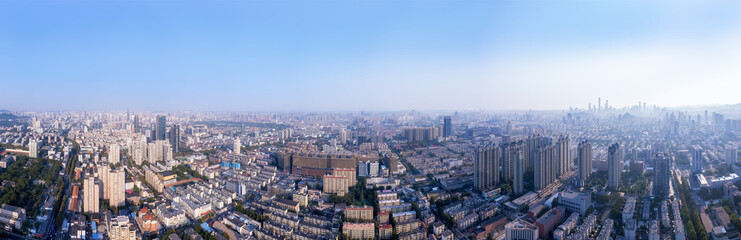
0,109,10,113
0,113,19,120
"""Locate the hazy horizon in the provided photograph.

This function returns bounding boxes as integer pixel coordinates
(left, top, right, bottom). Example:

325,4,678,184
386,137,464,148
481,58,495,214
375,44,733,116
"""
3,1,741,112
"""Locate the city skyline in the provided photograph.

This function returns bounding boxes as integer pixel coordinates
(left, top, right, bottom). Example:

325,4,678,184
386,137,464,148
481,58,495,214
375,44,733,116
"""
4,1,741,111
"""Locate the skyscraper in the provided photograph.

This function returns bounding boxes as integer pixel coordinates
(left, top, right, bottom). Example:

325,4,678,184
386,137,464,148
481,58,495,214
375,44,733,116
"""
577,140,592,185
84,176,100,213
109,144,120,164
727,144,738,165
233,137,241,155
156,115,167,141
691,145,703,172
443,116,452,137
29,140,38,158
653,153,670,196
474,145,500,191
608,143,622,190
169,124,180,153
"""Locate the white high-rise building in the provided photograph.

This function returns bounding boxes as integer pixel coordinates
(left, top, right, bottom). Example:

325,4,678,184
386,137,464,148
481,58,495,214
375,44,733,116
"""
133,136,147,165
691,145,703,172
109,144,120,164
29,140,38,158
234,137,241,155
147,140,172,162
726,144,737,165
339,129,347,143
99,165,126,207
84,176,100,213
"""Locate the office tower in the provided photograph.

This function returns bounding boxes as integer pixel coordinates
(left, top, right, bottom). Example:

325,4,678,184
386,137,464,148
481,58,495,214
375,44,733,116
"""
705,110,708,124
83,176,100,213
126,108,130,121
156,115,167,141
339,129,347,143
556,136,570,177
608,143,622,190
691,145,703,172
534,145,556,190
578,141,593,184
653,153,670,196
605,100,609,111
598,97,601,112
134,115,140,133
233,137,241,155
514,150,524,194
726,144,738,165
29,140,38,158
169,124,180,153
109,144,120,164
474,145,500,191
443,116,453,137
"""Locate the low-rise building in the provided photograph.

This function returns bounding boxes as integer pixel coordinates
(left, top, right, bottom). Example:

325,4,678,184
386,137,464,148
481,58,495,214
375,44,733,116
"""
505,219,539,240
343,222,374,239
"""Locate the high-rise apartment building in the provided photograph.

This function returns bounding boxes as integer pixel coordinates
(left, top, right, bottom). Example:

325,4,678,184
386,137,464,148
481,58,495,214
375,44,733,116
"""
653,153,670,196
339,129,347,143
525,135,545,171
109,144,120,164
443,116,452,137
534,145,557,190
513,150,524,194
691,145,703,172
556,136,570,177
332,168,356,187
474,145,500,191
323,175,349,196
577,141,593,185
100,165,126,207
133,136,147,165
233,137,241,155
502,142,522,182
608,143,622,190
726,144,737,165
29,140,38,158
84,176,100,213
156,115,167,141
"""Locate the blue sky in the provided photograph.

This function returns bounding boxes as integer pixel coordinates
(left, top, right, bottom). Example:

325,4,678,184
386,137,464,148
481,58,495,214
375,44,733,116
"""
2,1,741,112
